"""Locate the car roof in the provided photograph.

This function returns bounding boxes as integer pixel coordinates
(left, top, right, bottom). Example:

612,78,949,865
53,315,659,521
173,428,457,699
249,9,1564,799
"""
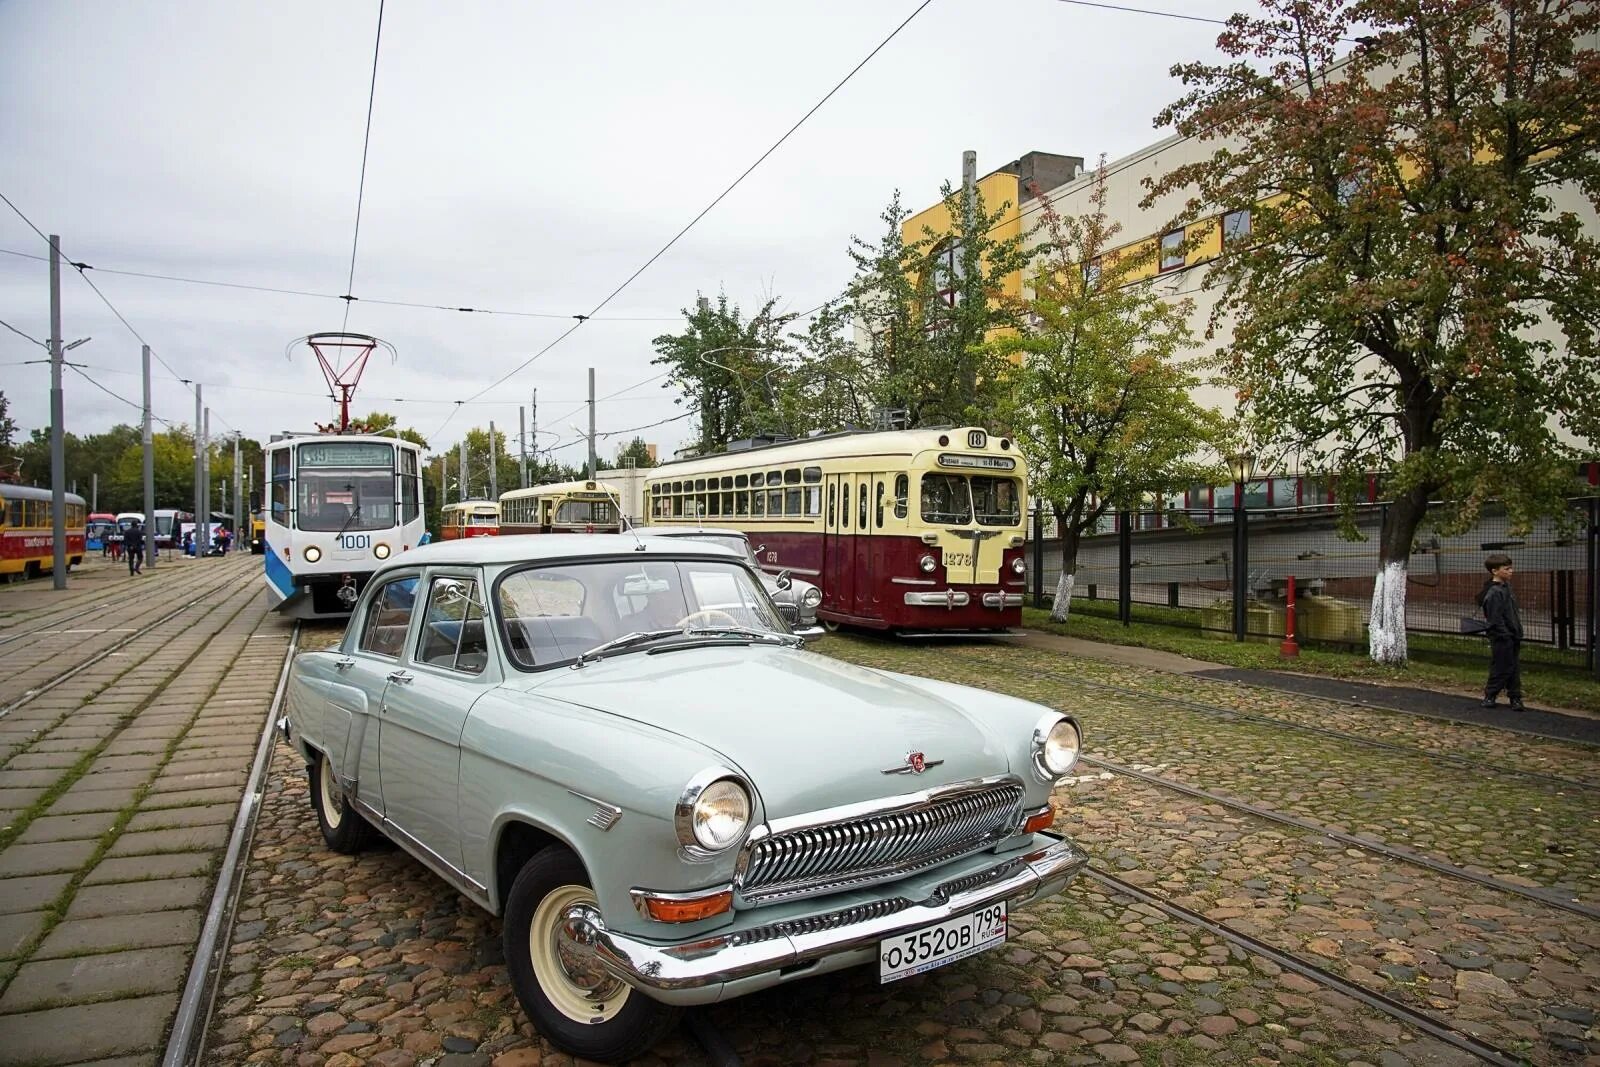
371,532,743,576
634,527,749,540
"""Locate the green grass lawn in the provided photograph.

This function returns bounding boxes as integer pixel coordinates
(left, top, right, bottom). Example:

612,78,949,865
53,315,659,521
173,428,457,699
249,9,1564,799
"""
1021,601,1600,714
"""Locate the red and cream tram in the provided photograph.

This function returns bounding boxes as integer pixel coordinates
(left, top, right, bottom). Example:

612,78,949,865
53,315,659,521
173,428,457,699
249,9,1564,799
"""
498,480,622,535
440,500,500,539
1,484,86,581
644,427,1028,631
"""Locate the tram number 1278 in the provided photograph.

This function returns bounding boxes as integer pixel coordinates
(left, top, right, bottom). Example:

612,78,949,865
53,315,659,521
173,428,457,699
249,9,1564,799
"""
337,534,371,550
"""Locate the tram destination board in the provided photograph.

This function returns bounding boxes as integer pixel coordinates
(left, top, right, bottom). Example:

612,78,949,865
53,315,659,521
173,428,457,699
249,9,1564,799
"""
879,902,1007,984
298,442,393,468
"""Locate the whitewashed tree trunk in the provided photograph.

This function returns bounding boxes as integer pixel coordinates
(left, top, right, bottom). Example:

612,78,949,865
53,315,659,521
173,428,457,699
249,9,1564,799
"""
1368,561,1409,664
1049,571,1076,624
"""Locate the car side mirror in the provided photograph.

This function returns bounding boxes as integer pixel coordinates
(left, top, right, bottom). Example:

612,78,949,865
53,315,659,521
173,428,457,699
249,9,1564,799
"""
755,544,766,555
775,569,793,591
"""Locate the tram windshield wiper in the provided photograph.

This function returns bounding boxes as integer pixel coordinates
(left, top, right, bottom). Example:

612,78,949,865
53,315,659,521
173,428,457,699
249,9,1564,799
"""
334,498,361,541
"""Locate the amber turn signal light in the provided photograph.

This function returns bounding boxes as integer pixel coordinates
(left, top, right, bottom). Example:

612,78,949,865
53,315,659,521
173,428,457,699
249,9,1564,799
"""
1022,802,1056,835
642,889,734,923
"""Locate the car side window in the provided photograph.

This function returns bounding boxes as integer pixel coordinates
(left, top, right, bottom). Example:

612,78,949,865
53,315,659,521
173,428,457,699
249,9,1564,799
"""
415,576,488,675
358,576,420,659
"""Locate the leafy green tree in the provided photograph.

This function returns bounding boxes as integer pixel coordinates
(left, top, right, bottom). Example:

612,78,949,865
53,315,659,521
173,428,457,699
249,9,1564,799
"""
1146,0,1600,663
990,177,1227,623
652,293,794,453
838,184,1034,431
612,436,656,469
353,410,429,451
0,392,18,478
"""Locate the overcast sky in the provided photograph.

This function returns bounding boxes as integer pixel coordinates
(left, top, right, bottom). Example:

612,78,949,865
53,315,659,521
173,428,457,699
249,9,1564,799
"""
1,0,1241,469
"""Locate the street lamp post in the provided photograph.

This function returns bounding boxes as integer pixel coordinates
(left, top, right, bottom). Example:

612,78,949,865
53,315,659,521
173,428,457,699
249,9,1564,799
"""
1228,450,1256,641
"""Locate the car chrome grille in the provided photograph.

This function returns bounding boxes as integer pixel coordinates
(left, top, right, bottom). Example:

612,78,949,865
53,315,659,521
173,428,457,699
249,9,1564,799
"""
737,783,1025,904
728,897,913,946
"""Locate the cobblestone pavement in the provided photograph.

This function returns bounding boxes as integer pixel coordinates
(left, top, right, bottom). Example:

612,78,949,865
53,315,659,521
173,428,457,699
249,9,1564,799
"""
212,739,1475,1067
837,641,1600,904
203,625,1600,1066
0,553,291,1066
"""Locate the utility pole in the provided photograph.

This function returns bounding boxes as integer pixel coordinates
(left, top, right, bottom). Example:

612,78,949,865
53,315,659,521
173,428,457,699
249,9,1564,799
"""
201,406,211,553
531,389,538,482
48,235,67,589
587,368,597,481
458,439,467,502
142,344,155,570
960,150,979,401
518,406,528,489
194,385,204,556
489,420,499,502
92,473,98,513
233,433,242,549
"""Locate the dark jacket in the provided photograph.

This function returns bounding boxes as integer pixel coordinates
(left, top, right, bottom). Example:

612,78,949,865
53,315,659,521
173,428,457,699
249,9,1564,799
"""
1478,580,1522,641
123,524,145,552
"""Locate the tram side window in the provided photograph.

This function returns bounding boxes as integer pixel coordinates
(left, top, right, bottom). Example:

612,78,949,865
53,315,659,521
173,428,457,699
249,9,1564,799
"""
894,475,908,519
735,491,749,516
788,487,803,516
842,484,850,529
921,474,972,524
876,481,885,528
6,499,22,526
827,484,836,526
752,490,765,517
805,486,821,517
271,450,291,523
767,488,782,515
399,451,420,523
858,484,868,529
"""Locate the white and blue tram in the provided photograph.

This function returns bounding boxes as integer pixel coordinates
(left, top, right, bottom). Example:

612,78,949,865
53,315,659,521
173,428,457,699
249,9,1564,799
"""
262,433,426,618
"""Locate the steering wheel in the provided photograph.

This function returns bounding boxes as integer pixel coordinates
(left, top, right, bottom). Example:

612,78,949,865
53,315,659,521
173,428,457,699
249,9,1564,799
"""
675,608,740,630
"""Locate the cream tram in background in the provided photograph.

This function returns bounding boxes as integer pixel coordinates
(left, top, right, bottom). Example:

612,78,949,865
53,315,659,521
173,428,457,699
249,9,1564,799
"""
262,433,425,617
497,479,622,535
644,427,1028,631
440,500,500,539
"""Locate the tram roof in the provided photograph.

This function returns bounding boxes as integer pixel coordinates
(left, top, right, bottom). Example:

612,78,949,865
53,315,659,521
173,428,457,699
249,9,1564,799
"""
499,479,622,500
443,499,500,510
649,426,1017,477
0,484,87,506
266,433,422,450
372,531,741,575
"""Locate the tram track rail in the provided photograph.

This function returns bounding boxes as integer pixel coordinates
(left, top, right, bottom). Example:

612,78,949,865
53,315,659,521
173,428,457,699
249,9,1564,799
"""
0,559,253,652
1083,866,1528,1067
946,643,1600,792
0,566,258,722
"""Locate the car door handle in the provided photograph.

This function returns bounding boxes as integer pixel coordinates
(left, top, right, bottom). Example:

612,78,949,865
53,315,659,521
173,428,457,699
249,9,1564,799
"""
335,657,355,671
387,670,414,685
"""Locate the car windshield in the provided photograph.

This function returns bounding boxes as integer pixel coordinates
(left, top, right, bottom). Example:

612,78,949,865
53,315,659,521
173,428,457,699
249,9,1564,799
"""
674,532,755,563
497,557,786,669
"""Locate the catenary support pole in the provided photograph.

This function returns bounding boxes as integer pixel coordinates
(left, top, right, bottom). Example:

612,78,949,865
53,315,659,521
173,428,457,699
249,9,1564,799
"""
531,389,538,480
1589,497,1598,681
489,420,498,502
587,368,597,480
233,433,242,550
48,235,67,588
1031,503,1044,609
91,472,98,513
1233,487,1248,640
201,406,211,553
194,385,204,556
142,345,155,569
518,406,528,489
458,439,467,502
1117,510,1132,626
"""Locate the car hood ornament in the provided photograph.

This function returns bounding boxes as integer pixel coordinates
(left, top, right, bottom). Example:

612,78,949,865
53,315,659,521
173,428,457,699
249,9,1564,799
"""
882,750,944,775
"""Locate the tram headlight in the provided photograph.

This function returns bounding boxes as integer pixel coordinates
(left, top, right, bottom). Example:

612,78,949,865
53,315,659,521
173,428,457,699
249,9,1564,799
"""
374,543,391,559
1032,714,1082,780
1011,557,1026,576
303,545,322,563
919,554,937,573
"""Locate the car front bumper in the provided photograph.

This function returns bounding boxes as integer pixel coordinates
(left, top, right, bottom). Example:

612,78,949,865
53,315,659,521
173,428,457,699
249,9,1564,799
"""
583,832,1086,1006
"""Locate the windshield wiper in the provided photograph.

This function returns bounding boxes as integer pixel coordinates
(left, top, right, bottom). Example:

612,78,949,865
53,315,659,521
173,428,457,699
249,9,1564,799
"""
573,629,687,668
674,626,802,648
334,498,361,540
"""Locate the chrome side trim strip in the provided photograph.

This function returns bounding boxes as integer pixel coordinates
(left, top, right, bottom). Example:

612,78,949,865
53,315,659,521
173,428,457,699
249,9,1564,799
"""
348,795,490,906
890,577,936,586
904,591,971,607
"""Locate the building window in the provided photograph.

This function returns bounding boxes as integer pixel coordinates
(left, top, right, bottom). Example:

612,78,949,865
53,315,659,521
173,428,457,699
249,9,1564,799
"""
1159,229,1185,272
931,239,965,307
1222,208,1251,248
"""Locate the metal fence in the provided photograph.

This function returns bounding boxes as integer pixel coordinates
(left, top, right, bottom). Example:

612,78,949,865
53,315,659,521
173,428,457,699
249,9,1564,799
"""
1027,497,1599,675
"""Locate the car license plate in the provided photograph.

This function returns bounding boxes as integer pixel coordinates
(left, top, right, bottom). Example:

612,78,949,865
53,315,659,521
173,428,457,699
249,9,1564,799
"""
878,902,1007,983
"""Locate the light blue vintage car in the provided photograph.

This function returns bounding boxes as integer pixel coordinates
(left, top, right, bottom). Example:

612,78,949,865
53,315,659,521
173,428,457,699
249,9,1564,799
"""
281,535,1087,1063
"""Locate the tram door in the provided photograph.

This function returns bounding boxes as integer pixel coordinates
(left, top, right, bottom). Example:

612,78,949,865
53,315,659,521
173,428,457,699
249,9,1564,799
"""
823,474,855,620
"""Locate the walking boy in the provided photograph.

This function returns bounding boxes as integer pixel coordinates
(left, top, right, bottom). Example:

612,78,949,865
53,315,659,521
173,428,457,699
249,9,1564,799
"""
124,519,146,576
1478,553,1524,711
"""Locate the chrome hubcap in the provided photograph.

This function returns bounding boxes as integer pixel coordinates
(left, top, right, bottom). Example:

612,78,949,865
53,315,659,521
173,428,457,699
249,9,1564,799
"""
554,904,624,1000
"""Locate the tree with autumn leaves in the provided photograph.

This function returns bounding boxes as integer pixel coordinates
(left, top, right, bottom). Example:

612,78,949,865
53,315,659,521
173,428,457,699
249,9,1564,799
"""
1148,0,1600,663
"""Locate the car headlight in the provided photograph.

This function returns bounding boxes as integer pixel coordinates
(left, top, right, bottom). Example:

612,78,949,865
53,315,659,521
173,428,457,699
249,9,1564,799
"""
374,543,391,559
675,771,751,853
919,554,937,573
801,585,822,608
1011,557,1026,576
1032,714,1081,779
303,545,322,563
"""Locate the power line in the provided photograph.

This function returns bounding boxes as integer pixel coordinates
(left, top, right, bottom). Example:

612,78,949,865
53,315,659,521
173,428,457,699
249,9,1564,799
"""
448,0,935,419
63,362,174,427
1056,0,1364,45
0,246,684,321
341,0,386,337
1,317,43,346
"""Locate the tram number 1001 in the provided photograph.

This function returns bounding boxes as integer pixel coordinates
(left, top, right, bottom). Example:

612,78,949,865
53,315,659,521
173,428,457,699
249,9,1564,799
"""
337,534,371,550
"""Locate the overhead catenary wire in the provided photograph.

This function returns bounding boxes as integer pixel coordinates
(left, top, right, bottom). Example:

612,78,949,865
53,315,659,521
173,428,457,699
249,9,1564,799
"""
439,0,936,437
1056,0,1365,46
340,0,386,337
0,247,684,322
